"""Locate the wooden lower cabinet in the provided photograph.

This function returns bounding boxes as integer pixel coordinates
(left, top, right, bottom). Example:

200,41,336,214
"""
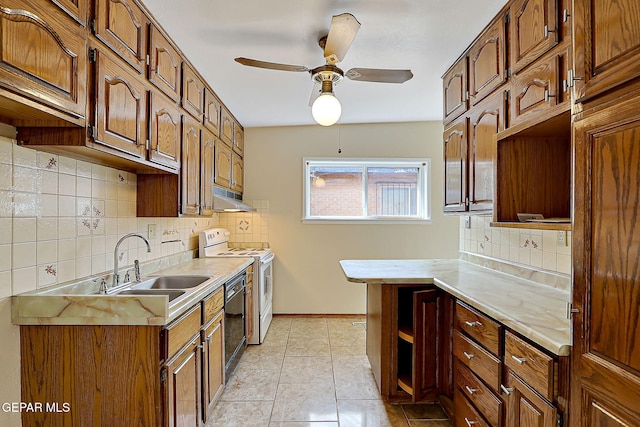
201,311,224,423
366,283,445,403
164,334,201,427
504,371,556,427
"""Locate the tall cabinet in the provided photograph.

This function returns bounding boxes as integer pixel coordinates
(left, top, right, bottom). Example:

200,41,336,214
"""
571,0,640,422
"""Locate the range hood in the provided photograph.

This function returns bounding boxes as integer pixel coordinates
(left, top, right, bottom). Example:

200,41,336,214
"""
213,188,256,212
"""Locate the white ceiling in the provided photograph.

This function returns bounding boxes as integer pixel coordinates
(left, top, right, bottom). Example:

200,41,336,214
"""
144,0,507,128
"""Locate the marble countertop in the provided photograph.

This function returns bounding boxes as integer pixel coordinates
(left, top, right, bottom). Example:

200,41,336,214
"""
339,259,571,356
12,257,254,326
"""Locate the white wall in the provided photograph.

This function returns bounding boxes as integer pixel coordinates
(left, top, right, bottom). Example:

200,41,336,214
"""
243,122,459,314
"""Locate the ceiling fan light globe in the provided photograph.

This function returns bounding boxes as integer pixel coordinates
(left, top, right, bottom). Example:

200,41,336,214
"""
312,93,341,126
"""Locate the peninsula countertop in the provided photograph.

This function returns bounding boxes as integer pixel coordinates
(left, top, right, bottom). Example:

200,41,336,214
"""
12,257,254,326
340,259,571,356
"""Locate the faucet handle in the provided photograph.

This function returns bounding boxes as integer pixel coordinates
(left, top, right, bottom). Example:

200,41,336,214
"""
134,259,141,282
93,277,108,294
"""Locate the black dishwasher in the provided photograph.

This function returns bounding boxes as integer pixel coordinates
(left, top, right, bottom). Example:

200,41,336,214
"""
224,273,246,379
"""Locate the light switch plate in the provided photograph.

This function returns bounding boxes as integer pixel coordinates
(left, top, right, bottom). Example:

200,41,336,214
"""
558,230,567,246
464,216,471,229
148,224,157,240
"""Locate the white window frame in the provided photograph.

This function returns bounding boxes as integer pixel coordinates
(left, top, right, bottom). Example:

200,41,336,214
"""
302,158,431,224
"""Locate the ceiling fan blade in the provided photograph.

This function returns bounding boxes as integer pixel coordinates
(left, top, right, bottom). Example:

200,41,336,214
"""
235,57,309,72
308,82,321,107
323,13,361,64
345,68,414,83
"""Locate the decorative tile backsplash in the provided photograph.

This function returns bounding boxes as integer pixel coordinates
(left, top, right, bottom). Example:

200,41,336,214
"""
0,137,271,299
218,200,270,245
460,215,572,275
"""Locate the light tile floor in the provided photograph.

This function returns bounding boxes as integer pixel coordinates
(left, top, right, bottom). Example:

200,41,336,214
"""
205,316,453,427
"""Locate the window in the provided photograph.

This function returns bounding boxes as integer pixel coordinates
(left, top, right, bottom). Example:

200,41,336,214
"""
303,158,430,222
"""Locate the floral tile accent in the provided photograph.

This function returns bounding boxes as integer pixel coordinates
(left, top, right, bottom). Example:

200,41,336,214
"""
38,263,58,287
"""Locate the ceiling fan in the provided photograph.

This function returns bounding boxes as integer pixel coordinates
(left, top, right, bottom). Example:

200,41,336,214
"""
234,13,414,126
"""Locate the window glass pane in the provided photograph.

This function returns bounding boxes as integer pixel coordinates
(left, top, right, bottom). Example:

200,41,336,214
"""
309,166,364,217
366,167,419,216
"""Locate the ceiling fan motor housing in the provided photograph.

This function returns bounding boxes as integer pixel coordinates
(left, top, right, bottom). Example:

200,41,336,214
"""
311,65,344,93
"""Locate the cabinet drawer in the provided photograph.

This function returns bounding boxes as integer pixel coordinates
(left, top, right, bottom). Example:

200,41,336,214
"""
454,388,490,427
202,287,224,324
455,302,502,356
454,330,501,391
164,305,201,360
504,331,554,401
455,361,503,427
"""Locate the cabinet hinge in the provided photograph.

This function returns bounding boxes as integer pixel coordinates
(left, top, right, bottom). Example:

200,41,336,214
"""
160,367,167,384
505,13,510,24
89,19,96,33
145,139,150,150
88,48,97,63
505,68,511,78
146,54,150,66
556,413,564,427
87,125,95,139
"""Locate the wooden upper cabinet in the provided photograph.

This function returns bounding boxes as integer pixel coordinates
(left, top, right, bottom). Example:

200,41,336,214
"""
509,49,562,127
509,0,558,73
182,63,204,119
573,0,640,101
468,15,506,106
93,0,148,74
231,152,243,193
0,0,87,120
468,90,504,212
92,47,147,158
200,129,215,216
203,88,222,134
148,24,181,102
220,106,234,146
442,57,468,124
149,92,180,170
443,116,468,212
181,114,201,215
50,0,87,25
214,139,232,189
233,121,244,155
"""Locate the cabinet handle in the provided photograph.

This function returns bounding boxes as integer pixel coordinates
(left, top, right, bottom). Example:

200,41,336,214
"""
501,384,513,395
463,351,475,360
465,418,477,427
465,385,478,395
511,355,527,365
465,320,482,328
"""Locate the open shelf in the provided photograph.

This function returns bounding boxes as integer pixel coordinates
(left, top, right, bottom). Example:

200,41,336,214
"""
490,221,571,231
397,374,413,395
398,327,414,344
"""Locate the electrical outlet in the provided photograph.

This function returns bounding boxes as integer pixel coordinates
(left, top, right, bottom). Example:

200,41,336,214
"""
148,224,157,240
558,230,567,246
464,216,471,229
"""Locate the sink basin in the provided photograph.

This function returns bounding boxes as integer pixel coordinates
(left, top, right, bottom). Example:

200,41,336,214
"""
118,289,185,302
132,275,211,290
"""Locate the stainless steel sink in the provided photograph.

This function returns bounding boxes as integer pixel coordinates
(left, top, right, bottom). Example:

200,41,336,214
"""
118,289,186,302
132,275,211,290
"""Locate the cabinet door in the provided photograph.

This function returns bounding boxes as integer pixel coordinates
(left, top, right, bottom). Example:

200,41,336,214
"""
231,152,243,193
93,0,147,74
468,15,506,106
182,63,204,119
443,116,468,212
149,24,181,102
149,92,180,169
245,266,254,344
0,0,87,119
504,371,556,427
509,0,558,73
571,97,640,425
202,313,224,422
51,0,87,25
233,121,244,156
165,335,201,427
509,51,559,127
220,106,234,146
200,129,215,216
412,289,441,402
443,57,468,124
214,140,232,189
181,115,201,215
573,0,640,101
468,90,504,212
203,88,222,135
93,48,147,158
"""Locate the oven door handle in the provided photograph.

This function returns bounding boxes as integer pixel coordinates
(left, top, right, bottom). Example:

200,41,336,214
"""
261,253,275,265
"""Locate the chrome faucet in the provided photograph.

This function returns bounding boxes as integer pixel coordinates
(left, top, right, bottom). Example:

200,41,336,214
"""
112,233,151,289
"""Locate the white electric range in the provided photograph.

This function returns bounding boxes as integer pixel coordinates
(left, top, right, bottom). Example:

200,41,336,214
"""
199,228,274,344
